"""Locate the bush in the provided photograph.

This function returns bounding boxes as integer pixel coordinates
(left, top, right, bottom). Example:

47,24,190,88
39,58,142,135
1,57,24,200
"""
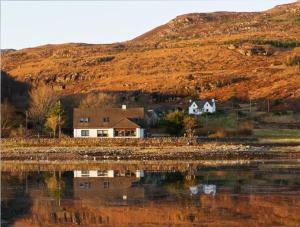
160,111,185,136
9,126,26,138
286,55,300,66
237,121,253,136
208,121,253,138
225,39,300,49
209,129,227,138
251,39,300,48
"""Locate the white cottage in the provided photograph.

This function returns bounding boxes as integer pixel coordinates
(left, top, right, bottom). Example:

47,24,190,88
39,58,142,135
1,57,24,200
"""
73,105,145,138
188,99,216,115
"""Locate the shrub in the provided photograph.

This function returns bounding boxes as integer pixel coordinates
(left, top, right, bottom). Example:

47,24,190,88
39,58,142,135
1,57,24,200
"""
160,111,185,136
183,116,199,137
237,121,253,136
286,55,300,66
225,39,300,49
208,121,253,138
251,39,300,48
209,128,227,138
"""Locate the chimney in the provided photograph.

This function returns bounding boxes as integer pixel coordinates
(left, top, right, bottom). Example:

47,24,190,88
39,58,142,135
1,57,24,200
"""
122,104,127,110
189,99,192,103
212,99,215,103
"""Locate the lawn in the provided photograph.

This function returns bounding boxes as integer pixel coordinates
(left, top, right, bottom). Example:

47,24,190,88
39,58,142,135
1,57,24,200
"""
254,129,300,138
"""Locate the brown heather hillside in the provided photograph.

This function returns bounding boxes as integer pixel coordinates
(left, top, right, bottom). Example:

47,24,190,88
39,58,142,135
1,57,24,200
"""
1,2,300,109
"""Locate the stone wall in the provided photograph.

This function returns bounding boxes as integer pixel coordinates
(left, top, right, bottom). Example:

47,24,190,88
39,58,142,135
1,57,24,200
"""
2,137,197,147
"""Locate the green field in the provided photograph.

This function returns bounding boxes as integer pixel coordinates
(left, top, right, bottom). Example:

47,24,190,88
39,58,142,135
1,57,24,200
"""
254,129,300,138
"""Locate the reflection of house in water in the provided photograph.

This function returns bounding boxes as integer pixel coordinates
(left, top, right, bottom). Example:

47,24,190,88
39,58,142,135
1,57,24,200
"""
189,184,216,196
74,170,144,178
73,170,145,205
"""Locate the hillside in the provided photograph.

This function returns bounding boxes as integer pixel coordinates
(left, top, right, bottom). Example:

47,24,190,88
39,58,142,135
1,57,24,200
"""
1,1,300,109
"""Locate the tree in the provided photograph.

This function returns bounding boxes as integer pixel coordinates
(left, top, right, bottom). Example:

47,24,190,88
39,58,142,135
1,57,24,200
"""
183,116,198,138
161,111,185,136
79,92,118,108
28,85,58,133
1,100,16,137
45,101,66,137
1,100,16,130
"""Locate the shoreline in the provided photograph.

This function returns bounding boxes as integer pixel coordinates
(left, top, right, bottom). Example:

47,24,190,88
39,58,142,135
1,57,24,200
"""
2,143,300,162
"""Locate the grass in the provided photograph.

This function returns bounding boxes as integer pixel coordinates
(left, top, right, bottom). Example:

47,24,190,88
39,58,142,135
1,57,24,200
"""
201,112,238,130
254,129,300,138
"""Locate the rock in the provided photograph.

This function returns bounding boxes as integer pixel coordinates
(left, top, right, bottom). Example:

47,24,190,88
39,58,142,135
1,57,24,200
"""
228,44,237,50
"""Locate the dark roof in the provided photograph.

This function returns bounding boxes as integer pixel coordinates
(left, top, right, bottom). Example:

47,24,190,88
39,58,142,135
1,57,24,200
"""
73,107,144,129
192,100,214,107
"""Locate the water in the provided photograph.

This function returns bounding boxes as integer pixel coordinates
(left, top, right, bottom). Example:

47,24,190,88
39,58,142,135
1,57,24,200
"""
2,160,300,226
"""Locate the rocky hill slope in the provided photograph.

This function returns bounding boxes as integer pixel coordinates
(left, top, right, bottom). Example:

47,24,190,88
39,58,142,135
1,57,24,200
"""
1,1,300,108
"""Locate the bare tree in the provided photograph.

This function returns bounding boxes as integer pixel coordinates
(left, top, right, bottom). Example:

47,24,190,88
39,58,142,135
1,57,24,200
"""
79,92,118,108
1,100,16,132
28,85,58,133
183,116,198,138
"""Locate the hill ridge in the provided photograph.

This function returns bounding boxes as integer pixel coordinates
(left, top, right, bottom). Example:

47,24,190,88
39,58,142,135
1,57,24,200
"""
1,2,300,109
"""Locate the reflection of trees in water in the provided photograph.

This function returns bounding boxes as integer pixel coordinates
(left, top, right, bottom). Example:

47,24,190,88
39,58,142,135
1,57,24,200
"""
2,171,71,226
3,168,300,226
1,173,32,226
43,171,68,206
10,193,300,226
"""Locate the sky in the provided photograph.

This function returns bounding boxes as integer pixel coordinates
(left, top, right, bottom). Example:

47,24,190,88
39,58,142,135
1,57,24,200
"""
1,0,296,50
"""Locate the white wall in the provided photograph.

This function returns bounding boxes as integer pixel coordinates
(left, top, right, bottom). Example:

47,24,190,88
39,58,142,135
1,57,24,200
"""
204,101,216,113
136,128,144,138
74,170,114,178
74,128,114,138
189,102,202,115
136,170,145,178
74,128,144,138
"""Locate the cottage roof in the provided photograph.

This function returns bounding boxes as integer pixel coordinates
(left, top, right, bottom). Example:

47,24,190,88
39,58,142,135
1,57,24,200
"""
192,100,214,108
73,107,144,129
111,118,141,128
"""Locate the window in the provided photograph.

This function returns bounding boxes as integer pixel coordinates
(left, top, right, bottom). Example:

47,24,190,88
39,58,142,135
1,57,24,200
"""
103,181,110,189
79,182,91,189
97,130,108,137
114,129,136,137
81,130,89,137
80,117,89,123
81,170,90,177
125,130,135,136
102,117,110,123
97,170,108,177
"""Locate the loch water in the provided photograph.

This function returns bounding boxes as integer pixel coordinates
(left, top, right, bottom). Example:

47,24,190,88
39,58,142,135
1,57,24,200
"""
1,160,300,226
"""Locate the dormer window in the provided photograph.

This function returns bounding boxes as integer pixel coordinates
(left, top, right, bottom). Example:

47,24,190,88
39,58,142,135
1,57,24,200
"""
103,117,110,123
80,117,89,123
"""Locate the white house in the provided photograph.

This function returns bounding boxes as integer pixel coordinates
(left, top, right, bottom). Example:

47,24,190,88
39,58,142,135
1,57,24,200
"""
189,184,216,196
188,99,216,115
73,105,145,138
73,170,144,178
